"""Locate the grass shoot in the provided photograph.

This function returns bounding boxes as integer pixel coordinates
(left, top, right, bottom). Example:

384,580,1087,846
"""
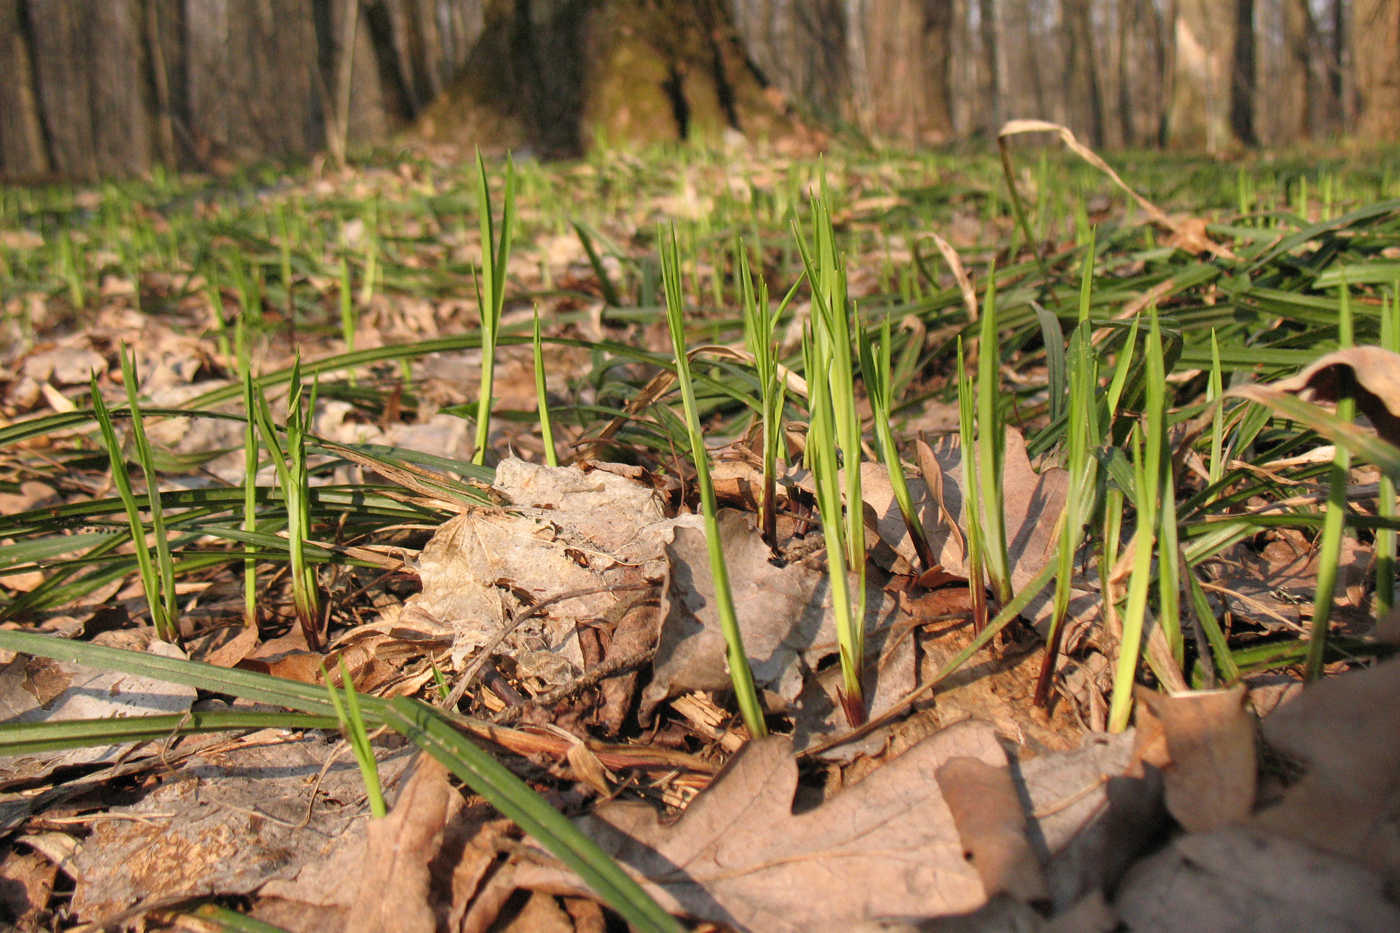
661,226,767,738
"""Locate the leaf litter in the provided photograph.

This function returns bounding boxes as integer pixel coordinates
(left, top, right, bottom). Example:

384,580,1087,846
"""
2,142,1400,930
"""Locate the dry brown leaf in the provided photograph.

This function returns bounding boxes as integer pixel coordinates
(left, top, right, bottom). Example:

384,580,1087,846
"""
1264,346,1400,446
1115,826,1400,932
347,756,454,933
642,509,914,728
866,429,1096,637
937,756,1049,903
69,735,415,920
1137,686,1255,833
405,458,674,688
0,844,59,926
514,720,1007,931
997,120,1238,261
0,641,196,782
1253,658,1400,888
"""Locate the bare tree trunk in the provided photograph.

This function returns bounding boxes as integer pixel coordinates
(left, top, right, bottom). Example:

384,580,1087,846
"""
28,0,98,178
1231,0,1257,145
1285,0,1319,139
1117,0,1136,145
1355,0,1400,139
978,0,1000,133
0,0,50,176
1166,0,1238,150
1063,0,1105,146
1020,0,1048,118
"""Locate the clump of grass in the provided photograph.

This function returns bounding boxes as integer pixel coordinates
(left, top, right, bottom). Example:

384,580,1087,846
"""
250,358,322,650
737,238,792,547
661,225,767,739
88,348,178,642
533,304,559,467
324,657,385,818
973,267,1013,608
1035,240,1099,706
860,313,934,571
795,191,867,726
1304,282,1355,681
472,150,517,466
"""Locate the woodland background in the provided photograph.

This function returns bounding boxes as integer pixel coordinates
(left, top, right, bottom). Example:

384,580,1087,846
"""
0,0,1398,181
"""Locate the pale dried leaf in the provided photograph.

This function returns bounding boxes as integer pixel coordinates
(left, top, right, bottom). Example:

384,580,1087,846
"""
0,642,196,782
69,735,414,919
642,509,914,725
1253,658,1400,887
1115,827,1400,933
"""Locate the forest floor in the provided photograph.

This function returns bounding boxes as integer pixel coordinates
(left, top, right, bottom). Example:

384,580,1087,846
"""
1,130,1399,931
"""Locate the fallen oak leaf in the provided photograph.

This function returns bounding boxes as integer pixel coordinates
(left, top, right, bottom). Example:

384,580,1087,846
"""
511,720,1007,931
1255,346,1400,446
1136,685,1255,834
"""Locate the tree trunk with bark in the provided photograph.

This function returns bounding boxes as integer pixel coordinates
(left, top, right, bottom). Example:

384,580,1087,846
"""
1231,0,1257,146
1165,0,1238,150
1355,0,1400,139
1063,0,1106,146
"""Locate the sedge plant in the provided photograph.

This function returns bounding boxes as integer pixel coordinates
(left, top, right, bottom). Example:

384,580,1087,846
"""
1378,286,1398,615
241,367,259,629
736,238,791,547
88,349,178,642
795,191,868,725
860,314,935,571
471,149,517,466
973,267,1013,607
956,337,990,635
1035,244,1099,707
1304,282,1356,681
660,226,767,739
324,657,386,818
533,304,559,467
1108,308,1168,732
250,358,322,650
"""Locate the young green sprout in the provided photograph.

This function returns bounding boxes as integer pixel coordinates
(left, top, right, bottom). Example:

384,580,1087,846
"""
1036,238,1099,707
795,190,867,725
1378,286,1398,615
472,150,517,466
956,337,989,634
89,349,178,642
737,238,790,547
974,267,1013,608
1108,308,1167,732
323,658,386,818
660,226,767,739
1305,282,1356,681
533,304,559,468
859,314,935,571
251,358,322,650
241,367,259,630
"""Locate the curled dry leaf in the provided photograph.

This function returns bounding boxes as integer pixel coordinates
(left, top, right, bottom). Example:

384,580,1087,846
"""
512,720,1006,931
346,756,453,933
1256,345,1400,446
1135,685,1255,833
936,756,1049,903
1253,658,1400,889
997,119,1238,261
